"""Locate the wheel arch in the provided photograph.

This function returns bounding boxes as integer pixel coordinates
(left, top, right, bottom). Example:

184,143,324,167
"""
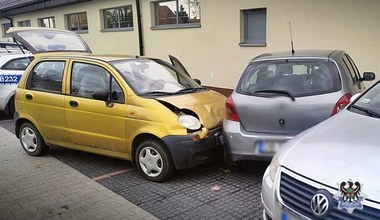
131,133,173,166
15,118,35,138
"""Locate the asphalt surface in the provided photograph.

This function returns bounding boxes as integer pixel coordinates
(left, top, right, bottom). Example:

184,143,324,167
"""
0,115,268,219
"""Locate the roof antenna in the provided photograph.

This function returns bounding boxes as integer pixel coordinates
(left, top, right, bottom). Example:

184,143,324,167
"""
289,22,295,55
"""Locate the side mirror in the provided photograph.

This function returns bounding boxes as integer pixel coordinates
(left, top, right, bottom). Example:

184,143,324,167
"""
193,79,201,85
361,72,375,81
350,93,361,103
92,89,109,101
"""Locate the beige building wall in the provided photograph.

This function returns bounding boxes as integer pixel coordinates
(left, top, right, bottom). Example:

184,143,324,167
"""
1,0,379,89
142,0,380,89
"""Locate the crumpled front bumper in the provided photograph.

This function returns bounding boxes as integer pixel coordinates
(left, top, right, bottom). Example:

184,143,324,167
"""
162,126,223,169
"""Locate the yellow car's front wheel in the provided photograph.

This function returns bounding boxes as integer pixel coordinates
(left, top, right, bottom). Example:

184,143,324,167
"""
136,140,174,182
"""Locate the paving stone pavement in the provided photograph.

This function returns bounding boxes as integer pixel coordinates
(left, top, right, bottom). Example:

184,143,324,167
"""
0,126,158,220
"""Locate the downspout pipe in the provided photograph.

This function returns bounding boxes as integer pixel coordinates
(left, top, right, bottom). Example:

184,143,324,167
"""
135,0,144,56
2,14,15,42
4,16,13,27
2,13,25,54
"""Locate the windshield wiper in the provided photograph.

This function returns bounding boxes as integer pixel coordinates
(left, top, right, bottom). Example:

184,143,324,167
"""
250,90,295,101
350,105,380,118
142,91,174,96
174,87,208,94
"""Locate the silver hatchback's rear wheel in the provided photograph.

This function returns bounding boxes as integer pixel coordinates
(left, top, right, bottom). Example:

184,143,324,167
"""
19,122,49,156
136,140,174,182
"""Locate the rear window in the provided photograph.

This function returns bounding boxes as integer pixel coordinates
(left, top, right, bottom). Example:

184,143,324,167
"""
236,60,341,97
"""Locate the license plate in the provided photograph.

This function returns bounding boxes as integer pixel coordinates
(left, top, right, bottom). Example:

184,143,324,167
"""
255,140,282,155
281,209,306,220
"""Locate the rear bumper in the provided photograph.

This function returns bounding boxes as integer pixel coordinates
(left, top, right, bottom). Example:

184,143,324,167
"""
223,119,294,162
0,86,14,111
162,127,223,169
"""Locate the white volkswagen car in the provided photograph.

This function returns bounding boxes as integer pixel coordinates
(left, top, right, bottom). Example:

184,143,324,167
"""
0,53,33,116
261,80,380,219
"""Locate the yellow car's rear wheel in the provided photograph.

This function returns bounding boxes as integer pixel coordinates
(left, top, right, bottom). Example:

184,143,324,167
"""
19,122,49,156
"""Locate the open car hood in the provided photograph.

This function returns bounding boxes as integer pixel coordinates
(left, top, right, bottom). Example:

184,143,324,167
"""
7,27,91,55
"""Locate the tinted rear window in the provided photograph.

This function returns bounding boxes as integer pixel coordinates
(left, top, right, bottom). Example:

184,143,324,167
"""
236,60,341,97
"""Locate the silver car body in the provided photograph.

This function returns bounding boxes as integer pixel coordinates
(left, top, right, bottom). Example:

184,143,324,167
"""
223,50,372,162
261,80,380,219
0,53,32,114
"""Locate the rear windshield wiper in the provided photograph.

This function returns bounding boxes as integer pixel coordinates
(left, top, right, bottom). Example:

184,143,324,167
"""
350,105,380,118
250,90,295,101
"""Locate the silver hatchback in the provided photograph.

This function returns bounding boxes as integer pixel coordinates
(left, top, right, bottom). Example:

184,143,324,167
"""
223,50,375,166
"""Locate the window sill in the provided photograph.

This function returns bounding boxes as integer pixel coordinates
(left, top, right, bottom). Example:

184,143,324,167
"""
151,23,201,30
239,42,267,47
100,27,134,33
71,30,89,34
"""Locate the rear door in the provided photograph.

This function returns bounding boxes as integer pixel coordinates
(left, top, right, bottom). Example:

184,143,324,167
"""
18,59,69,144
234,59,343,135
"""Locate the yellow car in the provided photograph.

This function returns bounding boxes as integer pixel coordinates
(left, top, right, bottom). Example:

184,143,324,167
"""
9,27,226,182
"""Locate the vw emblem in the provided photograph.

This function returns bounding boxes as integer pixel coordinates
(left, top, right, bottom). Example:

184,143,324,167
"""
311,191,331,217
279,118,285,127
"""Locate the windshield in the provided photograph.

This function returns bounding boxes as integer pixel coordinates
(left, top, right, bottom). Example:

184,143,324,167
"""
111,59,201,96
236,60,341,97
350,81,380,118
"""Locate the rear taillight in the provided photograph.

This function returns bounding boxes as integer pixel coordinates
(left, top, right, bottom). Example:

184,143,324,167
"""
331,93,352,115
225,96,240,122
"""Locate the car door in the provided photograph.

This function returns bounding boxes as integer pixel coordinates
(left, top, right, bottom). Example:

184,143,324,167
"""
169,55,191,77
64,60,128,154
169,54,201,85
20,59,70,144
342,54,364,93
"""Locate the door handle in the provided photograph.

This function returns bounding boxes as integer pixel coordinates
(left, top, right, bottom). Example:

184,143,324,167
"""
25,94,33,100
69,100,79,107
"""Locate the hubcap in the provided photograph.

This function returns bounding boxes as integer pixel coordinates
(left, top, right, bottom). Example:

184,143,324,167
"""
20,127,38,153
139,146,163,177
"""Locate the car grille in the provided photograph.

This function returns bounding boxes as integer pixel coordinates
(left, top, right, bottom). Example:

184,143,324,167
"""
280,172,380,220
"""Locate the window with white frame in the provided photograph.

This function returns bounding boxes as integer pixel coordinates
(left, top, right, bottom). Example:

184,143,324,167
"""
102,6,133,30
241,8,266,46
66,12,88,32
153,0,201,28
18,20,31,27
2,23,11,36
38,17,55,28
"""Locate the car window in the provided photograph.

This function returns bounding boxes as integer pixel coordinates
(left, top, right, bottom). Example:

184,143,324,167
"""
350,82,380,116
237,60,341,97
27,61,65,93
71,62,125,103
345,54,362,89
1,56,33,70
342,54,361,88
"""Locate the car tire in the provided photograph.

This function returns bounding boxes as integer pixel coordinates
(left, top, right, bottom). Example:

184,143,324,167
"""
223,147,243,171
19,122,49,156
136,140,174,182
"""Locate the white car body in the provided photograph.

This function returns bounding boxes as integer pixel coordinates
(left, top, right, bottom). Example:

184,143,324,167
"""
0,53,32,115
261,80,380,220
